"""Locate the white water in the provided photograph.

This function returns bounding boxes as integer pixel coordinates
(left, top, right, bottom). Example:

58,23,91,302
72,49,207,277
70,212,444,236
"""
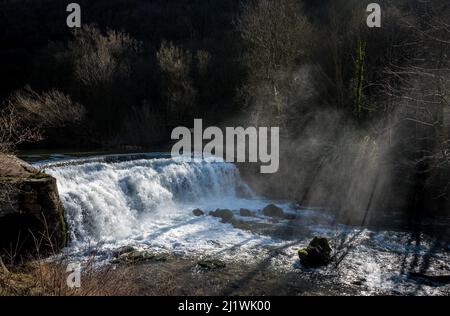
40,155,286,261
36,154,450,295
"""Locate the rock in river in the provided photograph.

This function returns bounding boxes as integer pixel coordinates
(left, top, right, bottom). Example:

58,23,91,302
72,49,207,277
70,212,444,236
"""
115,250,168,264
210,209,234,222
262,204,284,218
192,208,205,216
239,208,253,217
298,236,332,267
113,246,136,257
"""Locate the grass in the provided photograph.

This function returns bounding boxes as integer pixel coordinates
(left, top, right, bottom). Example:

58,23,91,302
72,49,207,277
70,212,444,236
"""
0,257,139,296
0,219,138,296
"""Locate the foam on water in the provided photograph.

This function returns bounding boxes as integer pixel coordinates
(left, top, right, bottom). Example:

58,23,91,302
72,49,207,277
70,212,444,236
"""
42,156,251,242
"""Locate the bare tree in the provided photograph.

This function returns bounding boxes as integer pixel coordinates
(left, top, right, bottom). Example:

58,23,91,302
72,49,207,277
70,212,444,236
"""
382,0,450,208
157,40,196,124
70,26,140,88
0,102,42,154
237,0,312,127
0,101,41,204
6,86,85,129
67,25,141,136
0,87,85,203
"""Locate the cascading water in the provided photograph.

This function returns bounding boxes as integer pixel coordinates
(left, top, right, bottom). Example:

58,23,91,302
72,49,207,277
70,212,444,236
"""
41,156,254,243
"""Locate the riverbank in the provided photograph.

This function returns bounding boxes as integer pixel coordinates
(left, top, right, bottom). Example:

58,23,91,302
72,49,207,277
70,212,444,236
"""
2,153,449,296
3,245,449,296
0,250,364,296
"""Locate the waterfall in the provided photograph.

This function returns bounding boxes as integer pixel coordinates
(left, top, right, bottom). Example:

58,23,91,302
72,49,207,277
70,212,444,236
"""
41,155,252,243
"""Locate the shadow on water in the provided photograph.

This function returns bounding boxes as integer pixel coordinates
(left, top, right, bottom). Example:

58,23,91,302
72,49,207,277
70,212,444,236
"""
398,218,449,295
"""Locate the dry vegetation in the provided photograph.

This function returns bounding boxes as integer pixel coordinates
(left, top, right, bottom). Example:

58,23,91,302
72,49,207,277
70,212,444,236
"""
0,102,42,154
0,232,138,296
0,256,138,296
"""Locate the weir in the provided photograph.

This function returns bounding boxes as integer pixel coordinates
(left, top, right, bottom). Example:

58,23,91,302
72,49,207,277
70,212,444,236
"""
41,155,253,243
28,154,450,296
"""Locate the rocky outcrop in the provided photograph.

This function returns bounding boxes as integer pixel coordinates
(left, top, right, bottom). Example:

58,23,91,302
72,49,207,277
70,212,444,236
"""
298,236,332,267
262,204,284,218
0,155,66,254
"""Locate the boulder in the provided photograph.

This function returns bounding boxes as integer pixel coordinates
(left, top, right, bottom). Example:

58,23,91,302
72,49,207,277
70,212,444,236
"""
0,155,66,254
262,204,284,218
298,236,332,267
192,208,204,216
239,208,253,217
210,209,234,223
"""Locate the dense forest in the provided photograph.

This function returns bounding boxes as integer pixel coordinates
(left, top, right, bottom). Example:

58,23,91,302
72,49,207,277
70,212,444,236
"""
1,0,449,227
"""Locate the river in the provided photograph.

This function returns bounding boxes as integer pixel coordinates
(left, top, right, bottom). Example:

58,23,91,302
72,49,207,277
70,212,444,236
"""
22,152,450,295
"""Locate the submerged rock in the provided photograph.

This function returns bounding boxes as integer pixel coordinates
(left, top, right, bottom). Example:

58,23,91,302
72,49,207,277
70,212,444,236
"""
298,236,332,267
262,204,284,218
239,208,253,217
113,246,136,257
115,250,168,264
210,209,234,223
229,219,252,231
197,258,226,270
192,208,204,216
284,214,297,220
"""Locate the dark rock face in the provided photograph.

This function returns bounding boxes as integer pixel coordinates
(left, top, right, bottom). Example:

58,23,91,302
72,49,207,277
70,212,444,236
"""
210,209,234,223
262,204,284,218
192,208,204,216
0,155,66,254
298,236,332,267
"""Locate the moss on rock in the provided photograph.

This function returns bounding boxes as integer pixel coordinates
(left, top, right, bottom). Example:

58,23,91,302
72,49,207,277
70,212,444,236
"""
192,208,205,216
298,236,332,267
